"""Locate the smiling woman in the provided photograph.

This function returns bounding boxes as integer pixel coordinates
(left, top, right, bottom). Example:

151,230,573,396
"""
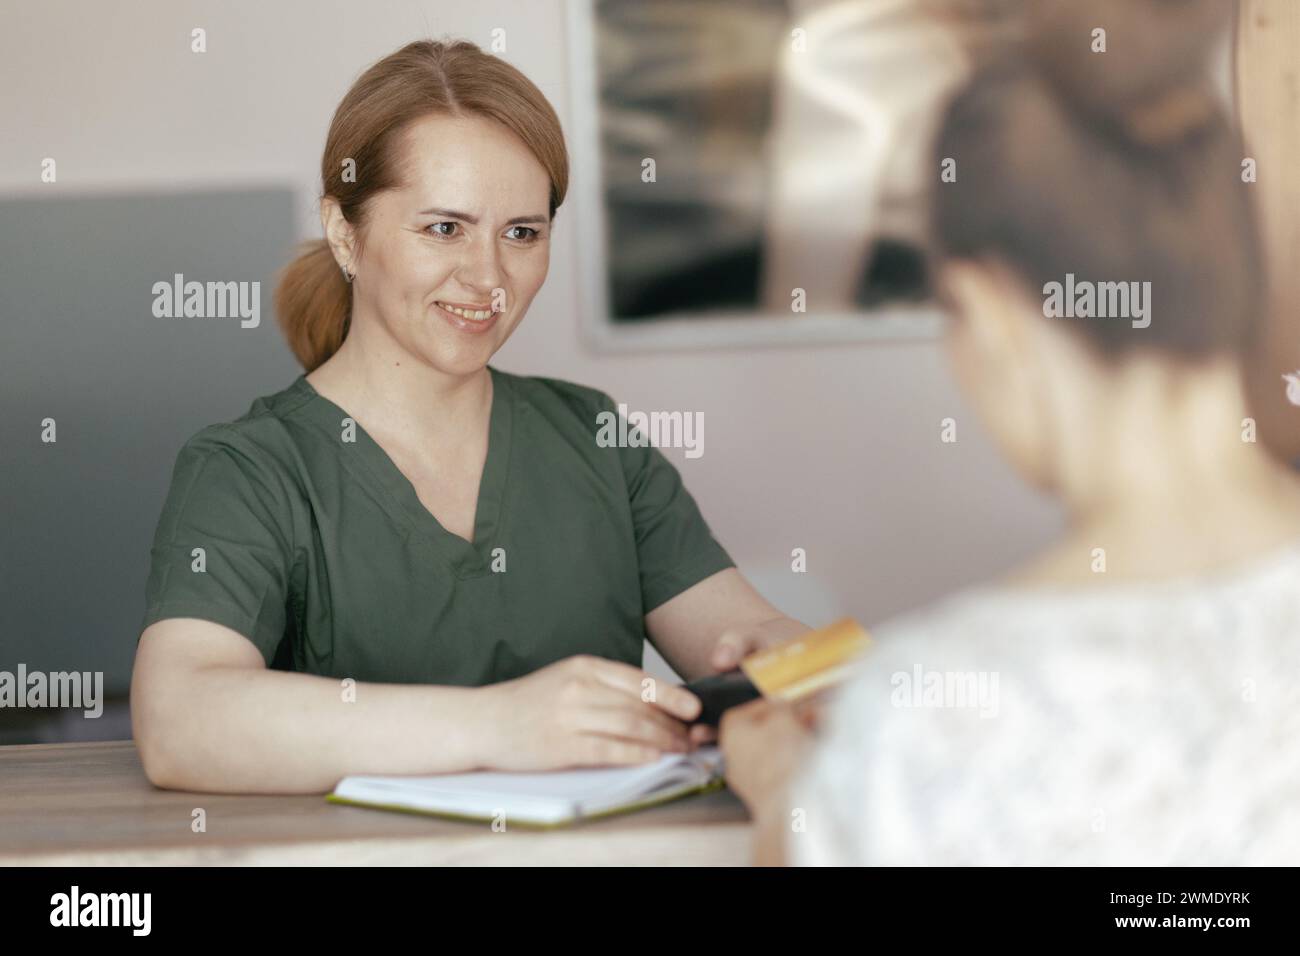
130,39,808,795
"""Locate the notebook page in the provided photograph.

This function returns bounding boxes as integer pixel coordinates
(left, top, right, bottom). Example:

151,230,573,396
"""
336,746,722,818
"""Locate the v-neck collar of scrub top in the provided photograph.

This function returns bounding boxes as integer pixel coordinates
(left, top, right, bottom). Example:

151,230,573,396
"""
286,365,514,580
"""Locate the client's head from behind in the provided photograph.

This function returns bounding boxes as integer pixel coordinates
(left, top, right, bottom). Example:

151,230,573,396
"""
929,0,1266,515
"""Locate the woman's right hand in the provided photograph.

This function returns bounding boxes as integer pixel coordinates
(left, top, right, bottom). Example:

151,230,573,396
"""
476,655,703,771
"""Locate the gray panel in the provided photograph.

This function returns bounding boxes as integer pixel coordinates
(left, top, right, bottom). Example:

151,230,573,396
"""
0,188,301,694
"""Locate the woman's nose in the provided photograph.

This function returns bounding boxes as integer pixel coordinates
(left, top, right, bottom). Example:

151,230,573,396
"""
455,237,505,299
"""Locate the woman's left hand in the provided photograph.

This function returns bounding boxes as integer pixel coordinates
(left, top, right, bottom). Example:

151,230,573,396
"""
708,618,806,672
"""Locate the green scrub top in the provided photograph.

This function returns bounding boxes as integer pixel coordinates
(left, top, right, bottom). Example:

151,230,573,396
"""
140,367,734,685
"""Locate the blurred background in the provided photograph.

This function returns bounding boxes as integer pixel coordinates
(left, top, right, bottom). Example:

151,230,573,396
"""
1,0,1292,745
590,0,1018,322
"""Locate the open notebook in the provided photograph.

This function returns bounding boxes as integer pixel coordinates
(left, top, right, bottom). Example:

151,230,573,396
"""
327,746,726,828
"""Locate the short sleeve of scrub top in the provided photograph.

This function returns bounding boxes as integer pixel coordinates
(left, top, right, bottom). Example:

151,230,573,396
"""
140,367,735,686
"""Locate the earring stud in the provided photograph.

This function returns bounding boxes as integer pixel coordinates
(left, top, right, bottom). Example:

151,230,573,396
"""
340,263,353,284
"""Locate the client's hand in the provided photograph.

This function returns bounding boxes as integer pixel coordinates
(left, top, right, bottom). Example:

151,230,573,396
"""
479,655,703,771
687,617,814,748
718,697,816,814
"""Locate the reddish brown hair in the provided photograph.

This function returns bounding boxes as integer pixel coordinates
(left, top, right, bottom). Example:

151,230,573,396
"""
275,39,569,371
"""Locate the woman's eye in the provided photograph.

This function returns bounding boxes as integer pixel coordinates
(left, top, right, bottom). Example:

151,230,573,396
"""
506,226,539,242
426,222,458,238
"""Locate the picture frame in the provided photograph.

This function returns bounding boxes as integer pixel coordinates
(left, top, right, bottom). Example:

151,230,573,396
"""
564,0,946,352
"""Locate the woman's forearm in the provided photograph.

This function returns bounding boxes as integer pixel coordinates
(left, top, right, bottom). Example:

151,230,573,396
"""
646,569,811,681
137,666,498,794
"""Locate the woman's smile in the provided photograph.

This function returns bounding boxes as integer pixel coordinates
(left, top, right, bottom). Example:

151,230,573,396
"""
433,299,502,334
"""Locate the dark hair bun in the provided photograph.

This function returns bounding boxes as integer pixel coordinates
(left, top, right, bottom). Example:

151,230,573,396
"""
1024,0,1231,145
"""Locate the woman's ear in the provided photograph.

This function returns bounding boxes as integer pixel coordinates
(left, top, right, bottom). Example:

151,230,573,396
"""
320,197,357,273
942,261,1036,362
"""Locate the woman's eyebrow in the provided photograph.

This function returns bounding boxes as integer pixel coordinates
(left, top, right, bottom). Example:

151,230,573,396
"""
417,207,548,226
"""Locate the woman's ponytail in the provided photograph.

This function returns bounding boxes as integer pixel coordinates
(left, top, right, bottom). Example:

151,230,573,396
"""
274,239,352,373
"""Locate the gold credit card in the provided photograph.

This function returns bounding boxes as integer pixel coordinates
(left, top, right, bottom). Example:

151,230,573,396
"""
740,618,872,702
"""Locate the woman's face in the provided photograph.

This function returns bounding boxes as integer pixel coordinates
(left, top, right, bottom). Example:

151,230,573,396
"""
344,113,553,378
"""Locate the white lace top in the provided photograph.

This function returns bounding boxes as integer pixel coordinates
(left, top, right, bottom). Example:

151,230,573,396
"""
787,542,1300,865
